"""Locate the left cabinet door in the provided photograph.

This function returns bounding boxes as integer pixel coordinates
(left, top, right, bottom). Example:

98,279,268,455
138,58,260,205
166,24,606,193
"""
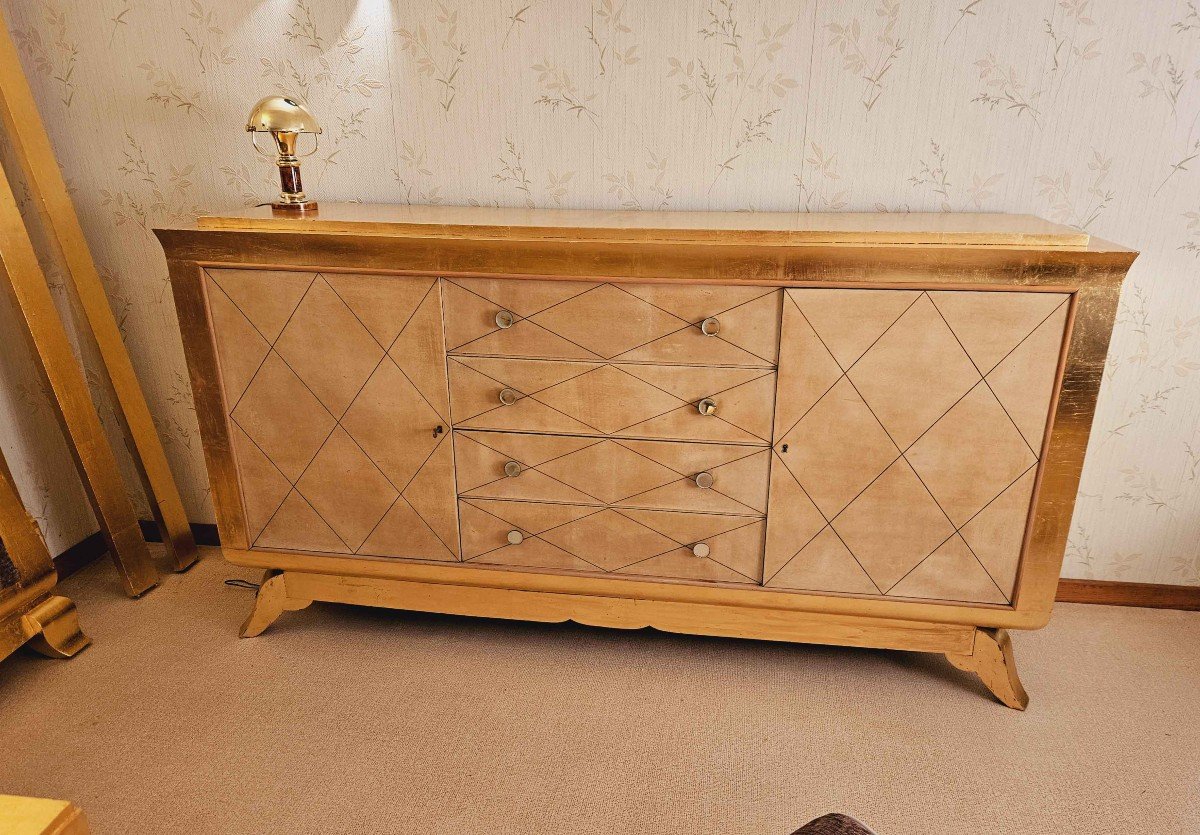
204,269,460,561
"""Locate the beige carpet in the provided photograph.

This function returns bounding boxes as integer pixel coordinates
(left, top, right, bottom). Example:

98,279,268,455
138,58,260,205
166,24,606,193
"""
2,549,1197,835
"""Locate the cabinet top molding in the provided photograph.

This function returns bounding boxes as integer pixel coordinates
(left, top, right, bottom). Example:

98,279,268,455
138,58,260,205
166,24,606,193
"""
186,203,1119,250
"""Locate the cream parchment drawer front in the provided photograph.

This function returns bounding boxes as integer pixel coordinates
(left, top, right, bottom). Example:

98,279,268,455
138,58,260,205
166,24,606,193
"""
443,277,781,366
764,288,1071,605
204,269,460,561
459,498,765,584
454,430,771,515
447,356,776,444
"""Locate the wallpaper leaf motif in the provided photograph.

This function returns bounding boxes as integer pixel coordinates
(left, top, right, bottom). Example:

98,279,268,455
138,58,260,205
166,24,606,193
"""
269,1,385,182
588,0,639,78
395,3,466,112
0,0,1198,584
908,140,1004,212
795,143,849,212
1035,151,1114,230
394,140,442,205
826,0,902,112
544,169,574,206
945,0,986,44
140,61,206,116
604,150,672,210
1045,0,1101,82
670,1,799,188
182,0,235,75
533,61,600,126
493,138,535,208
973,53,1042,124
11,4,75,108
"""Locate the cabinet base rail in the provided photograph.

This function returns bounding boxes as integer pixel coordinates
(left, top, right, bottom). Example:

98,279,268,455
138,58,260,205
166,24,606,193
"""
239,566,1028,709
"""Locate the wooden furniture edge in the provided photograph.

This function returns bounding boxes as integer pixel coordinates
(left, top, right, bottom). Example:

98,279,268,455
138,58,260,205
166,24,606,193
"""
154,228,1137,287
159,213,1140,711
0,795,90,835
51,533,1200,613
0,5,197,572
222,547,1043,630
1,592,90,662
240,567,1035,707
239,567,975,654
1056,578,1200,611
191,204,1095,247
0,162,156,597
945,627,1029,710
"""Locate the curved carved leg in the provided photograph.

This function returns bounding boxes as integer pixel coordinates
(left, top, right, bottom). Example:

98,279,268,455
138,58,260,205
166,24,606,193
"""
22,595,90,658
239,570,311,638
946,627,1029,710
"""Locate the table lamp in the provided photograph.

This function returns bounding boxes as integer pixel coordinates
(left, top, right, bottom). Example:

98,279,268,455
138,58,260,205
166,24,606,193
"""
245,94,322,212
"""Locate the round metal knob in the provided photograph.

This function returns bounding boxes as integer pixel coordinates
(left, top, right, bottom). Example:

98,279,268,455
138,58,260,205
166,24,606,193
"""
507,530,524,545
700,317,720,337
495,309,516,329
499,387,519,406
697,397,717,416
691,542,711,558
504,461,523,478
694,471,714,489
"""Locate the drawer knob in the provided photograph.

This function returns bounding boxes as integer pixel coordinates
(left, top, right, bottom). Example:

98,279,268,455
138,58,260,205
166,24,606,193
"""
697,397,717,416
507,529,524,545
700,316,721,337
691,542,711,558
495,309,516,329
499,387,519,406
504,461,523,478
694,471,714,489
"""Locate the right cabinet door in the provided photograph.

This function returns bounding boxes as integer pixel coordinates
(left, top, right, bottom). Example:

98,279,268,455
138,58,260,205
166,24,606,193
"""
764,288,1070,605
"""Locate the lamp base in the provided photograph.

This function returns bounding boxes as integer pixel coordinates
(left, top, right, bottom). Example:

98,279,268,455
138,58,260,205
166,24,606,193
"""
271,200,318,213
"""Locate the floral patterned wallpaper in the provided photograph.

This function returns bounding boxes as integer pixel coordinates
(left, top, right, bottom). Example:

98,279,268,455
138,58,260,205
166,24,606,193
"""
0,0,1196,584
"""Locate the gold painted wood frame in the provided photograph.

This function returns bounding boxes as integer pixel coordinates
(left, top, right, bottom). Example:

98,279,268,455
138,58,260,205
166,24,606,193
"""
0,6,196,572
0,160,156,597
0,447,89,662
157,206,1135,709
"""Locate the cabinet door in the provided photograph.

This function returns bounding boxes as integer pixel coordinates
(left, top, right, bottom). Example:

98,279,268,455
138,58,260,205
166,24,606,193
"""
205,269,459,561
764,288,1070,604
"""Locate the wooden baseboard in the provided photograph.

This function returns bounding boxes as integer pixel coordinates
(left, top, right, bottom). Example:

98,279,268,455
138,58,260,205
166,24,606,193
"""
52,531,107,581
53,522,218,580
1055,578,1200,611
50,528,1200,611
137,519,219,547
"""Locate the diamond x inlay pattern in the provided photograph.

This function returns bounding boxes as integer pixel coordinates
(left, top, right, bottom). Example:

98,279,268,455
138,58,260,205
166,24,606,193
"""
765,288,1070,604
205,270,459,562
443,277,782,366
459,498,765,584
448,355,776,444
454,430,771,515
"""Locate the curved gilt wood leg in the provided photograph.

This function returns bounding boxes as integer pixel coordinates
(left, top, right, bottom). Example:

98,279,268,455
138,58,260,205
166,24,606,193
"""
22,595,90,658
239,570,311,638
946,627,1029,710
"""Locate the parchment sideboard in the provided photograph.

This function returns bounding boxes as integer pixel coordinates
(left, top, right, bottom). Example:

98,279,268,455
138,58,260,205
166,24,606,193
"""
156,205,1136,709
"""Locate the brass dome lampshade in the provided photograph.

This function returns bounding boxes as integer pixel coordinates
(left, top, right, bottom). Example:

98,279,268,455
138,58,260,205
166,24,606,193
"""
245,94,322,212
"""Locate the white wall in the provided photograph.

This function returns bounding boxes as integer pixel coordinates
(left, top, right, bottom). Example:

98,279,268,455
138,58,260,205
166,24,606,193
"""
0,0,1197,583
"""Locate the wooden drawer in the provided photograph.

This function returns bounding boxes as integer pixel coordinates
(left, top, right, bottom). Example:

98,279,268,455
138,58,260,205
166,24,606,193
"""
459,498,765,584
454,430,770,515
447,356,776,445
443,277,781,366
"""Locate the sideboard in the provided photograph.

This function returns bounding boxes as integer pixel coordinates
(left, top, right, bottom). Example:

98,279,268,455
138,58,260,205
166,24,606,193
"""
156,205,1136,709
